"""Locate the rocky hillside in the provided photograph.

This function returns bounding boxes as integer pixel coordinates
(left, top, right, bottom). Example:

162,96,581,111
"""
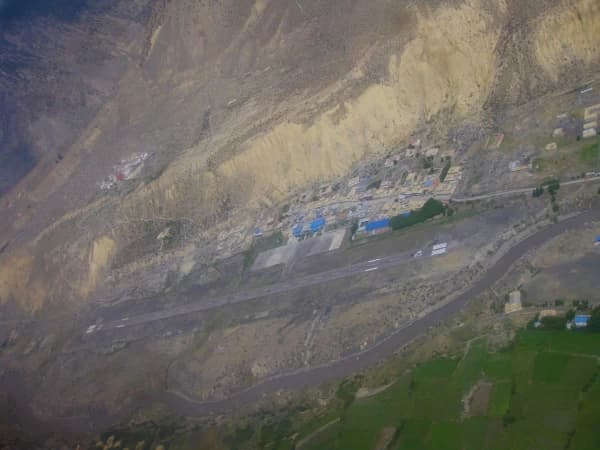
0,0,599,445
0,0,599,321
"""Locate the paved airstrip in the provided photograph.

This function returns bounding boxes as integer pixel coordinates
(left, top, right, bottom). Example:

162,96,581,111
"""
91,237,451,333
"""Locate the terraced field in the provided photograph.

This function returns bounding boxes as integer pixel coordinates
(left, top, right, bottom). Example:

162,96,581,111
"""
300,331,600,450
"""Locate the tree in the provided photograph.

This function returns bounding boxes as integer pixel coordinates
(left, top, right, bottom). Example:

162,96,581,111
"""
532,186,544,197
390,198,445,230
588,307,600,331
541,316,567,330
546,180,560,195
440,159,452,182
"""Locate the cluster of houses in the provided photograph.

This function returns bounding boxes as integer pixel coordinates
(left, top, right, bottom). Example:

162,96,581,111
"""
99,152,150,190
252,141,462,243
583,103,599,139
505,290,596,330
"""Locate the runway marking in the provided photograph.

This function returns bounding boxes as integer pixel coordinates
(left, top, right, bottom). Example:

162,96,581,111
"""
364,267,378,272
367,258,381,263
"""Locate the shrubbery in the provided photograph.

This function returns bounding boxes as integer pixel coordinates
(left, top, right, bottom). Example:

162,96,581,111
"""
440,159,452,182
389,198,445,230
541,316,567,330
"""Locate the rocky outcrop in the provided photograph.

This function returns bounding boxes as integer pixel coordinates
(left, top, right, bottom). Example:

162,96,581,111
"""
0,0,599,314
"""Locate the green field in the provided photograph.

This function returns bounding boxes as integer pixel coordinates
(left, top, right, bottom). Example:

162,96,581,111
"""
298,331,600,450
103,331,600,450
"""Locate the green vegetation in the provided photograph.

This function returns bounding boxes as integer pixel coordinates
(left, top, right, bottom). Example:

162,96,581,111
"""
422,157,433,170
589,306,600,331
243,231,286,269
367,179,382,191
440,159,452,182
296,331,600,450
532,137,599,175
540,315,567,330
350,219,359,236
573,299,589,311
488,382,511,417
579,140,600,166
544,179,560,195
100,330,600,450
389,198,445,231
533,179,560,213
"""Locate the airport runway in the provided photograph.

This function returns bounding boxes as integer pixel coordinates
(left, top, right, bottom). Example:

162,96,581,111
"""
90,243,447,333
146,208,599,416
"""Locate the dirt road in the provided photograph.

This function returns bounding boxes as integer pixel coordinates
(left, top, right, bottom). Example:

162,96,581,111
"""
150,208,600,416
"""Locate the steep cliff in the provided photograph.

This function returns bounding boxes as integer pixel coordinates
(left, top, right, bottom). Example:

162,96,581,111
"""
0,0,599,314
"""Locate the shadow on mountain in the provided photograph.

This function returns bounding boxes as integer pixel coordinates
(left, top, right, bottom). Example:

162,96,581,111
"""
0,0,101,24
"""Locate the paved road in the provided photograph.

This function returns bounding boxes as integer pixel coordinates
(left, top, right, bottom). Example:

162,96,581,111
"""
452,176,600,203
147,209,599,416
92,245,445,332
92,175,600,332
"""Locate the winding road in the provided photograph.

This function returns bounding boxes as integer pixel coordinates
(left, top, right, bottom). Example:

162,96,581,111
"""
451,176,600,203
149,208,600,416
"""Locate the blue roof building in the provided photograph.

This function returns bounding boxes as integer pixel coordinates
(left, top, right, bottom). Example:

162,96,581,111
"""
310,217,326,233
365,218,390,232
574,315,591,328
293,223,304,238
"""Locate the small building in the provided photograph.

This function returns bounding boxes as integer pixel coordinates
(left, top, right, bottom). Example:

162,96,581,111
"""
505,290,523,314
348,176,360,188
356,177,372,193
574,315,591,328
552,128,565,138
584,104,600,118
254,227,264,237
595,235,600,246
545,142,558,151
509,160,528,172
309,217,326,233
425,147,440,158
364,218,391,234
381,180,393,190
292,223,304,238
409,137,421,148
583,128,597,139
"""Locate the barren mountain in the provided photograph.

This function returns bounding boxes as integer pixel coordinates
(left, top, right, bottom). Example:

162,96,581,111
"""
0,0,599,444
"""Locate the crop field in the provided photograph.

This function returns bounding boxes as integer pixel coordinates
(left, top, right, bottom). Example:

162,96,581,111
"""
99,331,600,450
300,331,600,450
